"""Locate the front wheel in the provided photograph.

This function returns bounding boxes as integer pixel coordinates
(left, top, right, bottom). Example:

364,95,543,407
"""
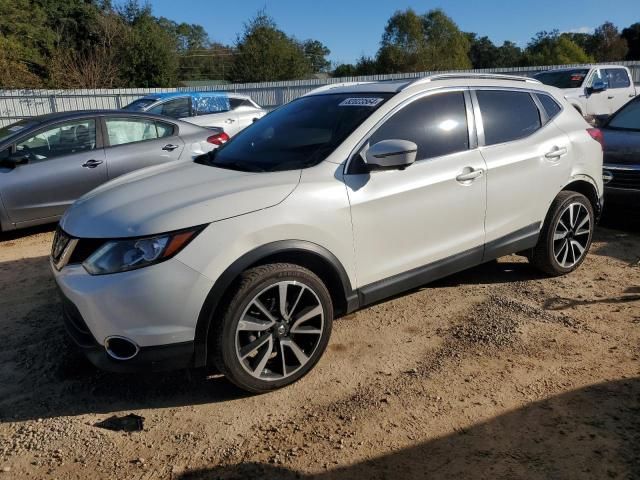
211,263,333,393
529,191,594,276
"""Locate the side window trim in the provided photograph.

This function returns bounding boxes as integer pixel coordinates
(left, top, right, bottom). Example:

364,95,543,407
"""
471,87,549,148
530,93,550,125
345,87,473,175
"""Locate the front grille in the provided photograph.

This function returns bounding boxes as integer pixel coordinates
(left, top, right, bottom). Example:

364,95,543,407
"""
52,228,105,266
604,167,640,190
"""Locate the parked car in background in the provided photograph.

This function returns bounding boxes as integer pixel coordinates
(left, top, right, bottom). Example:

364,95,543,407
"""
534,65,637,123
601,96,640,204
123,92,266,137
0,111,227,231
52,74,603,393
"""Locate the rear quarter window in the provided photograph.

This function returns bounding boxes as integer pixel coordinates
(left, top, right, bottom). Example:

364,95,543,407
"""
536,93,562,121
477,90,542,146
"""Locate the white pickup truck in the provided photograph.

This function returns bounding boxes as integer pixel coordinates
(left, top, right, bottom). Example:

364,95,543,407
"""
534,65,637,122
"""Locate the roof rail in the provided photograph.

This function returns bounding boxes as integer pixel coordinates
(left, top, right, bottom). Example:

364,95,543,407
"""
304,81,375,96
403,73,542,90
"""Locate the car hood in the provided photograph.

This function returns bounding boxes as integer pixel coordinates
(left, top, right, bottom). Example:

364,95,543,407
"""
60,161,301,238
602,128,640,165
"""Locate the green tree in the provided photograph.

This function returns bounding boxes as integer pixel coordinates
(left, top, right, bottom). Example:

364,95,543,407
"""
525,31,592,65
377,8,470,73
467,34,500,68
332,63,358,77
496,41,523,67
117,5,179,87
303,39,331,73
229,11,312,82
590,22,628,61
622,22,640,60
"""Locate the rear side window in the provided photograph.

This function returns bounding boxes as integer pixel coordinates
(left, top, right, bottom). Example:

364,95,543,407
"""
149,97,191,118
607,99,640,131
105,118,172,146
369,92,469,161
605,68,631,89
477,90,541,146
536,93,562,120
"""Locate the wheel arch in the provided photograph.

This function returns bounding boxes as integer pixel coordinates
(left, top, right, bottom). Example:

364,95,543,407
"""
192,240,357,367
561,177,602,220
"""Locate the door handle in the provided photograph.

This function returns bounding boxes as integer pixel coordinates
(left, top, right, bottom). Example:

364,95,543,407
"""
545,147,568,160
82,159,103,168
456,168,484,182
225,118,236,124
630,94,636,98
162,144,179,151
607,95,615,99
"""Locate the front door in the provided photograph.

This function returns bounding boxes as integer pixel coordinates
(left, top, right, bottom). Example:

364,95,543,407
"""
0,118,106,224
345,90,487,295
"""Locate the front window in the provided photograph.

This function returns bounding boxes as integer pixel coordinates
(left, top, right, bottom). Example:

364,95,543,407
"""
605,68,631,89
16,119,96,161
123,98,157,112
607,100,640,131
534,69,590,89
202,93,393,172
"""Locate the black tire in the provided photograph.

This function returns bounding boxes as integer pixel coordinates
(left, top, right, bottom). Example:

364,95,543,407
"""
211,263,333,393
529,191,594,276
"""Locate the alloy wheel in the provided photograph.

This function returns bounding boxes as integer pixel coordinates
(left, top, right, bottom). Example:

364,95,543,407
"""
235,281,325,381
552,202,591,269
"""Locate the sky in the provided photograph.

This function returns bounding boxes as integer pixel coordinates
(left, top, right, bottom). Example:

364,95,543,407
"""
148,0,638,65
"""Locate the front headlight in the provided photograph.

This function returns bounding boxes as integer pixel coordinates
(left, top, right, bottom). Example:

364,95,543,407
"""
83,227,203,275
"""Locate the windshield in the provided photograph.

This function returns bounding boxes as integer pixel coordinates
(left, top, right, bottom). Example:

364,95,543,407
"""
203,93,392,172
123,98,158,111
0,119,39,143
534,69,589,88
607,99,640,131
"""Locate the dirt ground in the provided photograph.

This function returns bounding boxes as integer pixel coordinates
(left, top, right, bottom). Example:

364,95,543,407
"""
0,210,639,480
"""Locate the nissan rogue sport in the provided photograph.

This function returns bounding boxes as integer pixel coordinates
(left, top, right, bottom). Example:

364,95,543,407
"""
51,74,604,393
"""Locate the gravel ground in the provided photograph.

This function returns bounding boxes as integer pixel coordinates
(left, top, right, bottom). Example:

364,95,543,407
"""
0,210,638,480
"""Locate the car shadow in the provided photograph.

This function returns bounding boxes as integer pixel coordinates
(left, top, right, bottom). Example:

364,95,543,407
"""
176,378,640,480
0,222,56,242
0,255,250,424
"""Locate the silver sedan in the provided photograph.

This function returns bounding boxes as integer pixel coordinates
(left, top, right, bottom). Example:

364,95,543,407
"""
0,110,228,232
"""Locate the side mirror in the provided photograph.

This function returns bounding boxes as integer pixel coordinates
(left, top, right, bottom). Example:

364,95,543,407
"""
364,139,417,170
1,152,29,168
590,80,607,93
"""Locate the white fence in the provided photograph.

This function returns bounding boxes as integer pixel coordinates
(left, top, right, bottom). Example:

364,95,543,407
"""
1,61,639,127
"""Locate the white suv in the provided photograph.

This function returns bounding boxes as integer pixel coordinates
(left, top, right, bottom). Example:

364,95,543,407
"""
51,74,604,392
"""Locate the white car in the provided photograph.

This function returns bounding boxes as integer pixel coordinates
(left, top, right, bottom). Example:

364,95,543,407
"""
123,92,266,137
52,74,603,393
534,65,637,122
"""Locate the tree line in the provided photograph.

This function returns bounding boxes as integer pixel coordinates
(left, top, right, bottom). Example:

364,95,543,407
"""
1,1,639,89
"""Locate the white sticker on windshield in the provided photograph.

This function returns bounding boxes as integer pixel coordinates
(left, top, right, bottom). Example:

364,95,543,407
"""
339,97,384,107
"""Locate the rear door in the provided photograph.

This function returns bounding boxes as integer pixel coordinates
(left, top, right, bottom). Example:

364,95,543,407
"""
474,89,572,251
0,118,106,223
102,116,184,179
604,68,636,113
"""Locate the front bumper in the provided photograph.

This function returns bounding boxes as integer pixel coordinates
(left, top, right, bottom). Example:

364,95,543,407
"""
52,257,214,372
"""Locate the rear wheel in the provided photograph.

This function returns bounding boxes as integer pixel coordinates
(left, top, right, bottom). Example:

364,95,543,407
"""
212,263,333,393
529,191,594,276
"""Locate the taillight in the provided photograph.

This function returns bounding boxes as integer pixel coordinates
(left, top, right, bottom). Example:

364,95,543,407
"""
587,128,604,148
207,132,230,146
